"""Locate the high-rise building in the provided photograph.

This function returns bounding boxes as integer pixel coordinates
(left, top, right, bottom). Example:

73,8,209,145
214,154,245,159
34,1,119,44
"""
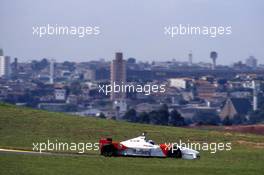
0,49,11,78
110,52,126,101
188,51,193,66
252,80,259,111
49,59,55,84
12,57,18,77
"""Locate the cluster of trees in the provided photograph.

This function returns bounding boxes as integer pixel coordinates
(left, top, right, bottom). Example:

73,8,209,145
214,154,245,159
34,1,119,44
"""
192,112,220,125
192,111,259,126
221,113,264,126
123,104,186,126
248,110,264,124
31,59,76,73
122,104,264,126
194,111,264,126
62,61,76,71
31,59,49,72
110,93,264,127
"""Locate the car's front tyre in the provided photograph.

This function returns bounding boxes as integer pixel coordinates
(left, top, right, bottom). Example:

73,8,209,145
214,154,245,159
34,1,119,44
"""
101,144,116,157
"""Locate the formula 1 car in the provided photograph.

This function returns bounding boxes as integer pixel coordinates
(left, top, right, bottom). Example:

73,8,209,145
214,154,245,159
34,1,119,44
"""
99,134,200,159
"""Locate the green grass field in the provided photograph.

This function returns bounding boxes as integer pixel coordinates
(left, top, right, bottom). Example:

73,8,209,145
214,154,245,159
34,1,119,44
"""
0,103,264,175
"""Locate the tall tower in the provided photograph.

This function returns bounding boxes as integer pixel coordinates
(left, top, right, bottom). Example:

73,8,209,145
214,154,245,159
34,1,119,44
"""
13,58,18,73
252,80,259,111
210,51,218,70
0,49,11,78
49,59,55,84
188,51,193,66
110,52,126,101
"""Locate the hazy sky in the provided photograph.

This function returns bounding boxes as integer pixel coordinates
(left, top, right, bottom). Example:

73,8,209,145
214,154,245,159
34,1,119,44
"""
0,0,263,64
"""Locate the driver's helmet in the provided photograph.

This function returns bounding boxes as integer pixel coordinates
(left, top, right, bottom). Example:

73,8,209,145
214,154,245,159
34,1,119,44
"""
148,140,155,145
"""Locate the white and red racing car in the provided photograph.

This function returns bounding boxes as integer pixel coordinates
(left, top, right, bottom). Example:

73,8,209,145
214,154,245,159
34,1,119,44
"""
99,134,200,159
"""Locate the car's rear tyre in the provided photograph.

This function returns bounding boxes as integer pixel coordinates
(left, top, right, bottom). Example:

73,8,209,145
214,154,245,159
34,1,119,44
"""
168,147,182,158
101,144,116,157
174,148,182,158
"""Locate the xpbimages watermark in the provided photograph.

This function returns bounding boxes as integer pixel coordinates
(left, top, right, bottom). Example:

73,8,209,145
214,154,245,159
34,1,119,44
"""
32,24,100,38
166,140,232,154
32,140,99,153
98,82,166,96
164,24,232,38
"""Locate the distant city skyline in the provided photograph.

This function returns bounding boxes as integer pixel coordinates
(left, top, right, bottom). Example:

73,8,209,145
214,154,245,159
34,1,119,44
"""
0,0,263,64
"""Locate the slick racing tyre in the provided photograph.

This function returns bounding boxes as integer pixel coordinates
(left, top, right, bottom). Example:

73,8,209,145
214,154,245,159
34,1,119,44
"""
101,144,116,157
168,147,182,158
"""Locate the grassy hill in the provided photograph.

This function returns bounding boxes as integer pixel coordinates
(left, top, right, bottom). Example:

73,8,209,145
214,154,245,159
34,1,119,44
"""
0,103,264,175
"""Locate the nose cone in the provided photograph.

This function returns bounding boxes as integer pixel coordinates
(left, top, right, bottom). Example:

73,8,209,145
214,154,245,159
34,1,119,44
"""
180,147,200,159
